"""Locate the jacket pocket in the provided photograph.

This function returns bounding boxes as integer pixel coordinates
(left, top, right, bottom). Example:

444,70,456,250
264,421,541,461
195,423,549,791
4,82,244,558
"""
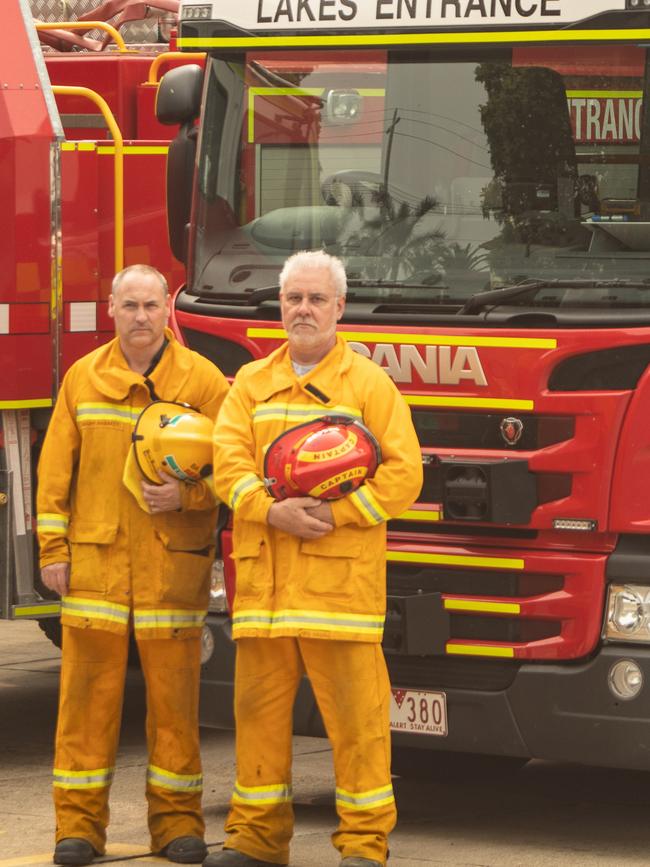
156,524,215,608
68,521,118,593
299,534,362,599
230,535,270,601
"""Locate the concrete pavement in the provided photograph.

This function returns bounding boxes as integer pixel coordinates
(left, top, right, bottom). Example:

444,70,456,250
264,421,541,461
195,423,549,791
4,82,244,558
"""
5,620,650,866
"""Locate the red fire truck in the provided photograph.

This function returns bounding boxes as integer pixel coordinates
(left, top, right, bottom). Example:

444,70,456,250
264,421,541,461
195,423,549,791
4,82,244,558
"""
157,0,650,773
0,0,199,646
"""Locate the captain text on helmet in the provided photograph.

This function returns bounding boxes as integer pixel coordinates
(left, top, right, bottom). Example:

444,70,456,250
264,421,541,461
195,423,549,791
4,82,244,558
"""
37,264,229,867
209,250,423,867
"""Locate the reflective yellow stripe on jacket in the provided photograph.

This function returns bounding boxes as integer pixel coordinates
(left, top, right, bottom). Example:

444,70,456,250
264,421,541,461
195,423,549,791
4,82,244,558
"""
61,597,130,629
231,609,385,640
75,402,140,425
252,402,361,424
37,513,69,535
133,609,206,632
349,487,390,526
228,473,265,511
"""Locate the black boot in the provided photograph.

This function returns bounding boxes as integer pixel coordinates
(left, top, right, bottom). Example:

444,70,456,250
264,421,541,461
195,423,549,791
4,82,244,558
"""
53,838,98,866
203,848,286,866
160,835,208,864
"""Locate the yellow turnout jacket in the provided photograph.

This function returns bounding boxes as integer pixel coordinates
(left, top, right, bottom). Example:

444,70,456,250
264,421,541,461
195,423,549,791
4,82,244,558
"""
212,335,423,643
37,328,229,639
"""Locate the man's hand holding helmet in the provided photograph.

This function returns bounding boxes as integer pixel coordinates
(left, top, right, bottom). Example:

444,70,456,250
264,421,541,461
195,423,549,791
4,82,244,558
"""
267,496,333,539
141,471,182,513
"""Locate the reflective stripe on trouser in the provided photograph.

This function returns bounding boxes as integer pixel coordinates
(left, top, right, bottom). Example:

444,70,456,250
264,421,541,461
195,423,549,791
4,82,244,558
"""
54,626,205,854
224,637,395,865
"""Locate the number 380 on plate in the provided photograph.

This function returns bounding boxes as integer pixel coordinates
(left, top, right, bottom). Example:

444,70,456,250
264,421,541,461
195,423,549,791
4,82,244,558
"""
390,688,448,736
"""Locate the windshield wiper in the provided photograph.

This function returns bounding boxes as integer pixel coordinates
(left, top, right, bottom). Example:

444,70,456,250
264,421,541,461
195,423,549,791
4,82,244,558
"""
243,285,280,304
346,279,445,291
459,278,650,315
243,281,448,305
459,279,549,315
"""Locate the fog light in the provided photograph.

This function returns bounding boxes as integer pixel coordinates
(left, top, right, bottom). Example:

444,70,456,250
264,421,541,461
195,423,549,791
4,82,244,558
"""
208,559,228,613
200,624,215,664
608,659,643,700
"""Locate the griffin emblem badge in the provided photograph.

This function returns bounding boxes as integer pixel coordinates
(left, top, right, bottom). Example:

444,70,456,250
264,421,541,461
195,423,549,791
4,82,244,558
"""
500,417,523,446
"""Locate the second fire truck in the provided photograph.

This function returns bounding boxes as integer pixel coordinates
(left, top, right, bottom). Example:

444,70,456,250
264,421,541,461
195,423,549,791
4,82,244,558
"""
1,0,197,646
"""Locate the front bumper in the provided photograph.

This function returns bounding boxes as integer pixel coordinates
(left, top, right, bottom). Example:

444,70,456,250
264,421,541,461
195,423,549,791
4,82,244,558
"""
200,614,650,770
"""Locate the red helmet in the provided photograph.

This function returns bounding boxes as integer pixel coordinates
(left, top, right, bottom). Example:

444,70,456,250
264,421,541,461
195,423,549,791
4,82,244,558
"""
264,415,382,501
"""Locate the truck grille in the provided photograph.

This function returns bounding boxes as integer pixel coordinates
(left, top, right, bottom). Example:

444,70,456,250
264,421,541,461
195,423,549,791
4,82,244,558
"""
411,409,574,450
384,542,606,662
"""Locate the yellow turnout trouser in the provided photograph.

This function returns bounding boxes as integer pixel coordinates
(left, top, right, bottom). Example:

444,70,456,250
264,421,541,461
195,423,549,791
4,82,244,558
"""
224,637,396,865
53,626,204,854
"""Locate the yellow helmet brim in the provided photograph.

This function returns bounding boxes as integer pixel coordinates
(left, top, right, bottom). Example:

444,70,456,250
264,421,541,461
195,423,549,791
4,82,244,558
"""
122,446,153,513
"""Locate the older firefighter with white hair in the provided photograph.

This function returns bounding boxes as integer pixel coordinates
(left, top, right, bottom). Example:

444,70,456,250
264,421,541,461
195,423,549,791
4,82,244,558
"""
208,250,423,867
37,264,229,866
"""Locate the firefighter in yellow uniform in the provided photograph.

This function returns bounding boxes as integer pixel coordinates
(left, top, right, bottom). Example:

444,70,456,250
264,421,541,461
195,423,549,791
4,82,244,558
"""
37,265,229,867
207,251,423,867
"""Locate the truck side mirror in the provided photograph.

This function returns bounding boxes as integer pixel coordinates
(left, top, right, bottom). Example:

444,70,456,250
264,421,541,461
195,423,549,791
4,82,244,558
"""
156,65,204,263
156,64,203,126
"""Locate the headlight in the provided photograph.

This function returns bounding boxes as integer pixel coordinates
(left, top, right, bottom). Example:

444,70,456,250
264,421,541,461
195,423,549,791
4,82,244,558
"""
605,584,650,641
208,559,228,613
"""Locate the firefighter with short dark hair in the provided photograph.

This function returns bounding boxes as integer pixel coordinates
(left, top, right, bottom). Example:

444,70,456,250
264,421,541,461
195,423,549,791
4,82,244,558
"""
37,264,229,867
207,250,423,867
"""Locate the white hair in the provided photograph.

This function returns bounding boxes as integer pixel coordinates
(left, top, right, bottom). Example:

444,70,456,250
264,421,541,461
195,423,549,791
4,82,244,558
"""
112,264,168,296
279,250,347,297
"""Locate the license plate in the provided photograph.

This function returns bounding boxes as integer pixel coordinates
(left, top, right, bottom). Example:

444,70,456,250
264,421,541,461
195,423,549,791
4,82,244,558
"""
390,688,448,736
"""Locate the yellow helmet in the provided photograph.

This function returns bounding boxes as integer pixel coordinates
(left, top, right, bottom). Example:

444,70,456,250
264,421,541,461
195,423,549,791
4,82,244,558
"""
122,401,214,511
131,400,214,484
122,400,214,512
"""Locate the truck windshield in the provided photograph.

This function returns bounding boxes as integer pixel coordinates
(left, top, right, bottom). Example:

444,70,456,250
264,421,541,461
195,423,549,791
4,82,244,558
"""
191,45,650,310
